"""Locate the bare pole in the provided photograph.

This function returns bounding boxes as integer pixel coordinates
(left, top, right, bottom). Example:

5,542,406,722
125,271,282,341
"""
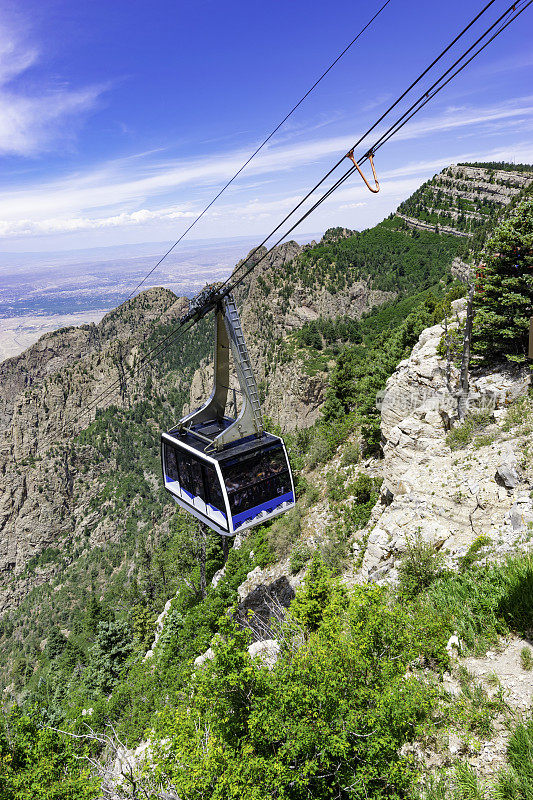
458,282,475,420
444,313,452,391
198,521,207,599
222,536,230,564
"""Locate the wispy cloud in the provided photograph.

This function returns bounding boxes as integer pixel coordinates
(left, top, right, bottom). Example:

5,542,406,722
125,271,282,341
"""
0,21,104,156
0,206,196,237
0,94,531,239
390,97,533,143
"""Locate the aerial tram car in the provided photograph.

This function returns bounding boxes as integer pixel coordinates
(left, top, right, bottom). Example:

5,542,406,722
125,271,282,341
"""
161,287,295,536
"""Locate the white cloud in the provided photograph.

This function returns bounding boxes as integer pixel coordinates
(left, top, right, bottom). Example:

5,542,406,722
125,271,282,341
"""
389,97,533,144
0,94,531,240
0,22,104,156
339,201,367,209
0,206,196,237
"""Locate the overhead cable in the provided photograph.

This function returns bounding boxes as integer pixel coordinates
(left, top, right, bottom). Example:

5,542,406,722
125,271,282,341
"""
38,0,530,449
124,0,393,301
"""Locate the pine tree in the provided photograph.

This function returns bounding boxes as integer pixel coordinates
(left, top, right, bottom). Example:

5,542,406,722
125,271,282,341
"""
290,551,345,633
46,626,67,660
472,196,533,363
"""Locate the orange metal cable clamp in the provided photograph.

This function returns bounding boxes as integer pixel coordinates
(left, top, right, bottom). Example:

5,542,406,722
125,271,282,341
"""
346,149,380,193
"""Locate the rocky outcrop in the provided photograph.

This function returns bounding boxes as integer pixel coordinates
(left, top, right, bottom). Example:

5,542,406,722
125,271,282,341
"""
0,288,188,611
395,163,533,238
359,306,532,583
234,575,295,640
396,213,473,238
194,638,280,670
187,239,395,430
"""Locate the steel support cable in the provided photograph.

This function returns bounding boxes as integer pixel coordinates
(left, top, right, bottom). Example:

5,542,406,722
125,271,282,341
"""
365,0,530,157
371,0,533,155
39,0,527,449
124,0,394,302
214,0,500,296
217,0,528,301
127,0,497,304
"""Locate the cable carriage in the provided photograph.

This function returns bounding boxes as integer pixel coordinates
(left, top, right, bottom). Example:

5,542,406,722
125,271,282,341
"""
161,289,295,536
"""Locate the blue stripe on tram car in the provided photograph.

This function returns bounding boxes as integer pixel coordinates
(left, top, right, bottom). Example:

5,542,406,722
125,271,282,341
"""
232,491,294,529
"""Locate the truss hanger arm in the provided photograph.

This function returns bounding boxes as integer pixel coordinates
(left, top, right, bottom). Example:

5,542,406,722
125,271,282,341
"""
346,149,380,193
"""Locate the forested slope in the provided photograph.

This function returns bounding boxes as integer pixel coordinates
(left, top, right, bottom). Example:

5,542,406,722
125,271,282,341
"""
1,163,532,799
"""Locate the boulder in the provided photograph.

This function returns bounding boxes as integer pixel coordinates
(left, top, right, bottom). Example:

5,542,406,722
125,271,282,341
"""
194,647,215,668
234,576,295,640
248,639,280,669
495,464,520,490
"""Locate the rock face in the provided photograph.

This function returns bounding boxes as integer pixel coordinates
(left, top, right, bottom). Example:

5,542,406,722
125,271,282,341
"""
186,239,395,431
360,305,533,583
234,575,295,640
396,164,533,238
0,288,189,612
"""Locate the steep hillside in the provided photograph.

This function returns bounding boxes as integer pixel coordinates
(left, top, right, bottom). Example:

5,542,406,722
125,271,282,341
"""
190,224,464,428
395,162,533,244
1,162,529,665
0,288,205,608
0,165,531,798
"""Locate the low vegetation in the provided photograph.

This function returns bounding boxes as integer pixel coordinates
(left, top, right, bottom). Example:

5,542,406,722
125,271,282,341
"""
1,165,532,796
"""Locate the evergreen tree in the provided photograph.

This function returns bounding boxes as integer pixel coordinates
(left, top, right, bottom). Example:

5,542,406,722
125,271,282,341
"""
290,551,345,633
45,627,67,660
472,196,533,363
83,592,103,640
84,619,133,695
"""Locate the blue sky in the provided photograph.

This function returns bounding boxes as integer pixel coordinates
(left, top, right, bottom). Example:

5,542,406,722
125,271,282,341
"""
0,0,531,253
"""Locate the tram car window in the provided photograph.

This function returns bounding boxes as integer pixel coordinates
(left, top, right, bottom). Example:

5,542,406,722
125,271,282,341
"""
161,430,295,536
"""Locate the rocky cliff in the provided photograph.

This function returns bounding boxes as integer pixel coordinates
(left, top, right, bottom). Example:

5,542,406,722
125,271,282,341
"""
187,238,395,430
0,288,192,611
358,303,532,583
396,163,533,239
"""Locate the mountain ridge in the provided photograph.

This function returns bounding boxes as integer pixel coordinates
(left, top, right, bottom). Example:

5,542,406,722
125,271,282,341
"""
0,165,531,795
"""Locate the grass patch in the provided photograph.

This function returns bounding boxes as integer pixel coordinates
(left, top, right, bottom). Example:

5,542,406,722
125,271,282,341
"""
520,646,533,671
502,394,533,433
446,410,494,451
418,554,533,655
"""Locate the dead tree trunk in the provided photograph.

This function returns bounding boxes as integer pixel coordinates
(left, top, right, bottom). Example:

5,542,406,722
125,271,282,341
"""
198,522,207,599
458,283,475,421
444,314,451,391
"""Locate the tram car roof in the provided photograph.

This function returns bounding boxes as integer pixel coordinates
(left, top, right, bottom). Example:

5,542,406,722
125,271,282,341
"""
163,420,282,462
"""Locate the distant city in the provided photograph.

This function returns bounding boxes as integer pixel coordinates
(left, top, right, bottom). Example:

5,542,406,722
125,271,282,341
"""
0,232,321,361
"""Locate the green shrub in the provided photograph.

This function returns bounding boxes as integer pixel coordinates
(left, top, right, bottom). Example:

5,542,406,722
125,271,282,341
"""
349,472,377,504
151,582,436,800
303,482,320,506
502,395,533,432
459,535,492,572
341,442,360,466
0,706,99,799
398,535,444,598
267,506,303,558
520,646,533,671
289,544,312,575
446,411,493,450
326,470,346,502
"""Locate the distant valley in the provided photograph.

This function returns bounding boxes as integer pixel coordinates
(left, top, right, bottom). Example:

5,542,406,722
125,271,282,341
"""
0,233,320,361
